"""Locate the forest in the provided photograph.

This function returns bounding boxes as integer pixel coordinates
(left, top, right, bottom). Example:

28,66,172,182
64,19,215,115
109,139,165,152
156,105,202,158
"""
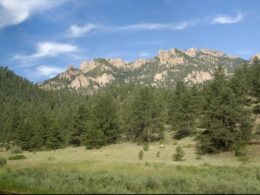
0,60,260,156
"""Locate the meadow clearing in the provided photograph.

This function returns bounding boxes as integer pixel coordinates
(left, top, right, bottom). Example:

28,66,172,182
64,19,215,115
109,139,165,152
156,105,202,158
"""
0,132,260,194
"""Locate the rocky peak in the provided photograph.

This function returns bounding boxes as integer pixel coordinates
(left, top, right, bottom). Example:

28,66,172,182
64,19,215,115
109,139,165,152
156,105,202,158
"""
199,49,225,57
58,64,81,80
158,48,185,65
250,54,260,64
80,60,99,73
107,58,126,68
130,58,148,69
185,48,198,57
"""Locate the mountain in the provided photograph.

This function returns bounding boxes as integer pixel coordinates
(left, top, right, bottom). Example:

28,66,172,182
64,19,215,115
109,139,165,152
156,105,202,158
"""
38,48,246,93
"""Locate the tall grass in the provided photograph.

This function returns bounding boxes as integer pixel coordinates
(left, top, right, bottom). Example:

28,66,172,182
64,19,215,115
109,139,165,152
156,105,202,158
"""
0,166,260,194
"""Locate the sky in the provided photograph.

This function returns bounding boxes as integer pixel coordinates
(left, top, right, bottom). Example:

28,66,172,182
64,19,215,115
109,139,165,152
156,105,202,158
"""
0,0,260,82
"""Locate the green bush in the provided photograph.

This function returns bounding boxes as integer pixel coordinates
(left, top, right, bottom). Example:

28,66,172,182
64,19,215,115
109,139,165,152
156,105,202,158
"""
233,141,247,157
174,129,191,140
8,154,26,160
253,105,260,114
195,155,201,160
11,146,22,154
143,143,149,151
138,150,143,160
173,146,185,161
0,158,7,167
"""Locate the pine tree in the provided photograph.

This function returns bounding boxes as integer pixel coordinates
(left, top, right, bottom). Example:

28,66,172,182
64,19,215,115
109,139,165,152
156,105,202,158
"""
197,66,252,154
169,82,196,139
46,121,63,150
84,92,119,148
126,87,164,142
70,105,88,146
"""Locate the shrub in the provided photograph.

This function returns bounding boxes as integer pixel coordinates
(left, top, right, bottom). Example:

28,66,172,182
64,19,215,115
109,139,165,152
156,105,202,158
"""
0,158,7,167
173,146,185,161
11,146,22,154
156,151,160,158
145,162,151,167
195,155,201,160
5,144,11,150
233,141,247,157
143,143,149,151
8,154,26,160
253,105,260,114
138,150,143,160
174,129,191,140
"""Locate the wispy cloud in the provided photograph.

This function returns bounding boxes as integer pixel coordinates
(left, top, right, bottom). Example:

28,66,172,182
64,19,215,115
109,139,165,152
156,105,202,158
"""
67,21,199,38
35,65,65,78
211,12,245,24
0,0,68,29
14,42,79,60
66,12,246,39
67,23,98,38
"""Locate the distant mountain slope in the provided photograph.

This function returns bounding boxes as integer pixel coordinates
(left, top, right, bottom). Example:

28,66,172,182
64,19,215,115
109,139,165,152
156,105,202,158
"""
38,48,246,93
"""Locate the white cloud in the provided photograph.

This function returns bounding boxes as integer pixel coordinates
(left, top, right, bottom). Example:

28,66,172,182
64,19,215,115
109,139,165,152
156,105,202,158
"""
67,23,98,38
67,18,205,37
35,65,64,77
212,12,245,24
115,21,198,31
0,0,67,29
14,42,79,60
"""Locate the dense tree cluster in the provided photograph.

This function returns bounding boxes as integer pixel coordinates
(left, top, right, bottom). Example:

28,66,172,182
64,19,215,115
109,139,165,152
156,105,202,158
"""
0,60,259,153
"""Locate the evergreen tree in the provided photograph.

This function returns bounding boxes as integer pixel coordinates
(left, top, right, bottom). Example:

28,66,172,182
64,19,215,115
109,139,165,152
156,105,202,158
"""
169,82,196,139
84,92,119,148
126,87,164,142
46,121,63,150
70,105,89,146
197,66,252,154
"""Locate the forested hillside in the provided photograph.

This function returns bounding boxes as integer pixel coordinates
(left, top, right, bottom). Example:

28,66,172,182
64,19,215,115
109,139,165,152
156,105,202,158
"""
0,59,259,154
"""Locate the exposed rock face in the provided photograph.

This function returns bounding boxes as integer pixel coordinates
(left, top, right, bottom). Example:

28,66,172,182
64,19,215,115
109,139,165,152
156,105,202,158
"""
80,60,98,72
70,74,90,89
200,49,225,57
58,65,81,80
93,73,115,86
107,58,126,68
184,71,213,84
250,54,260,64
130,59,148,69
185,48,197,57
38,48,247,93
154,71,168,82
158,49,186,65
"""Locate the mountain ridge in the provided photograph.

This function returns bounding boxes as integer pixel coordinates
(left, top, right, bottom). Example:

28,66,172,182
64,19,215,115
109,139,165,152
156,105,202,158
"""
38,48,249,93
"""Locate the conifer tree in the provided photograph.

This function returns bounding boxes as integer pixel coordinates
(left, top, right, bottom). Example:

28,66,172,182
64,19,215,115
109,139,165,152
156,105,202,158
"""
46,121,63,150
70,105,88,146
197,66,252,154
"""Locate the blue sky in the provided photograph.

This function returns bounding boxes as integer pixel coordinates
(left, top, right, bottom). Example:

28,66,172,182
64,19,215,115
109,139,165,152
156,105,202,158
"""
0,0,260,82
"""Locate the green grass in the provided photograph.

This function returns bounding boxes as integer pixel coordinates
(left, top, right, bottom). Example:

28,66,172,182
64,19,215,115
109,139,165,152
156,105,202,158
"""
0,134,260,193
0,166,260,194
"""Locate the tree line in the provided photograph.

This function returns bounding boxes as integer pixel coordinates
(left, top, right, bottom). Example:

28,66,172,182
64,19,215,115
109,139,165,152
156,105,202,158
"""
0,60,259,154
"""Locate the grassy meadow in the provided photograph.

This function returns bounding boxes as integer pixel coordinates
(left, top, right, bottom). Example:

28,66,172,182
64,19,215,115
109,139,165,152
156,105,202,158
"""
0,132,260,194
